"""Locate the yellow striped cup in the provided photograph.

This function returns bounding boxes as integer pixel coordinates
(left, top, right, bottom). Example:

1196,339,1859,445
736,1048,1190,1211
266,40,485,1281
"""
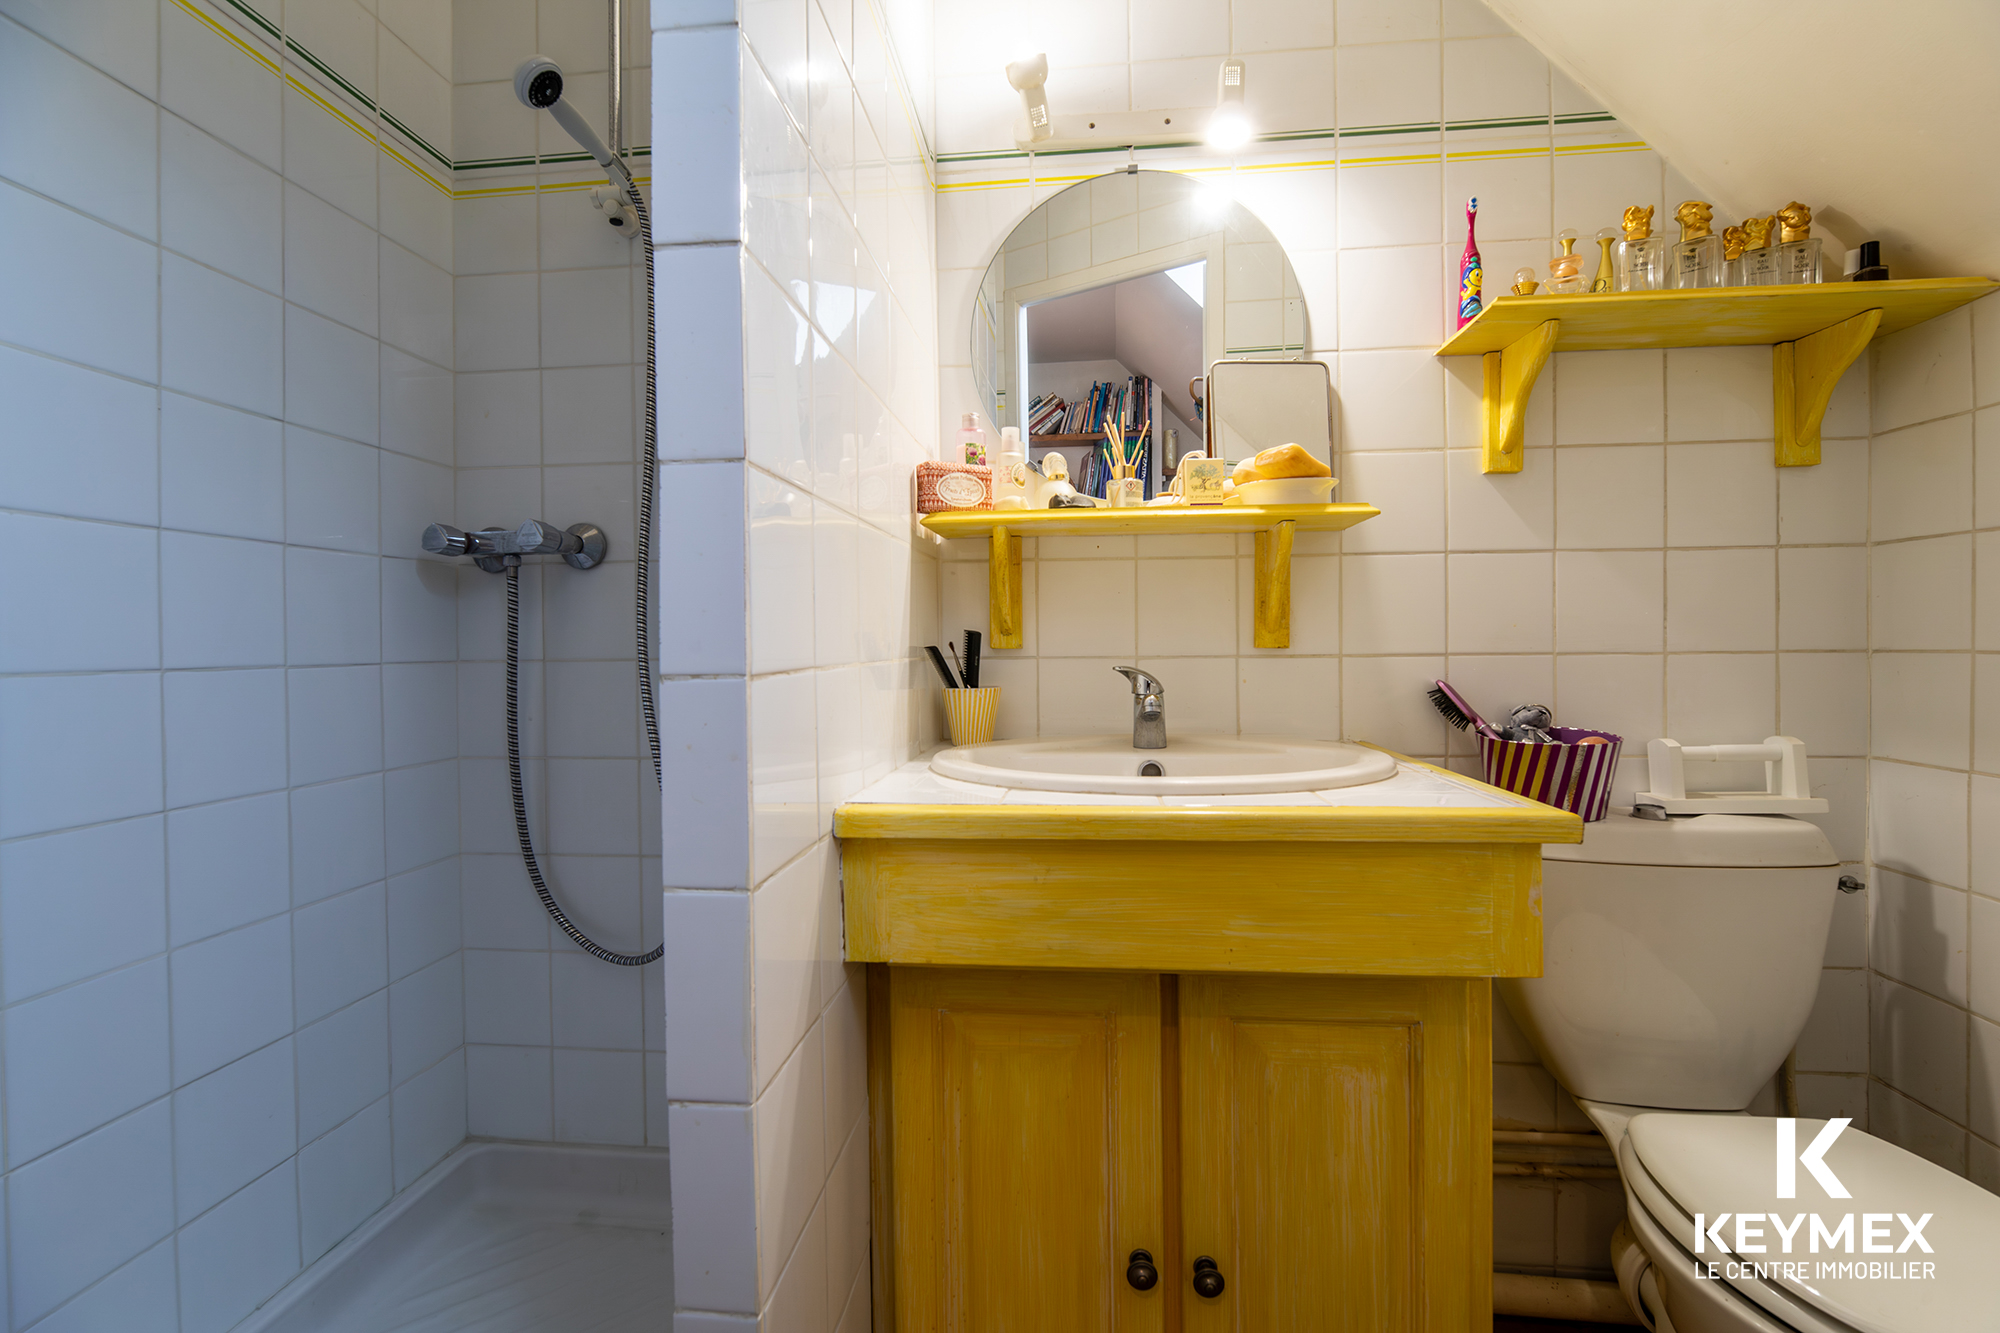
943,687,1001,746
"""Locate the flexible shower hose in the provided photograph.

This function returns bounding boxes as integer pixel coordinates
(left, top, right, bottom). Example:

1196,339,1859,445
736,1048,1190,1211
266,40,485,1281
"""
505,182,663,968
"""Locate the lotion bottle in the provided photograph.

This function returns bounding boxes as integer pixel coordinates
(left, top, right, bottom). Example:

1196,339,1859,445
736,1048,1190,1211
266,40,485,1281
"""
994,426,1029,510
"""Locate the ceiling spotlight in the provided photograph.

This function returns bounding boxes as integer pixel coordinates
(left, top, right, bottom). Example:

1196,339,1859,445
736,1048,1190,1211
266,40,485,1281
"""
1207,57,1251,149
1006,53,1052,143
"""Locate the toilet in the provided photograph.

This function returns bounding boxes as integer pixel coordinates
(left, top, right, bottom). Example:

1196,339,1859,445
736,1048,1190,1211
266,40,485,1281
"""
1499,755,2000,1332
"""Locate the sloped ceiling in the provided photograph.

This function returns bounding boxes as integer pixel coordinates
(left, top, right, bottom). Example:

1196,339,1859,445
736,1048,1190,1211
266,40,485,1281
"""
1485,0,2000,279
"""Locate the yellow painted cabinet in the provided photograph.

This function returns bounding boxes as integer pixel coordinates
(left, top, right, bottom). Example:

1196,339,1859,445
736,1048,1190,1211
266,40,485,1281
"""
874,968,1490,1333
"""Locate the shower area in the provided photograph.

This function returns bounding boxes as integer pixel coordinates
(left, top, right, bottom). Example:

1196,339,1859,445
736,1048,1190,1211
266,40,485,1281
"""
0,0,937,1327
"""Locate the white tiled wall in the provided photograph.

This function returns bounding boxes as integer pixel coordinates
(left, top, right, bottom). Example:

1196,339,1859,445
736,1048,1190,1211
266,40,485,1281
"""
448,0,668,1156
930,0,1871,1281
652,0,937,1329
0,0,463,1327
1860,292,2000,1185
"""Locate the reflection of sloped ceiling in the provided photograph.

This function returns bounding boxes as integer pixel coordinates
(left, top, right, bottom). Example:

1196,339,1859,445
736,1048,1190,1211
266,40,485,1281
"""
1027,272,1204,419
1485,0,2000,279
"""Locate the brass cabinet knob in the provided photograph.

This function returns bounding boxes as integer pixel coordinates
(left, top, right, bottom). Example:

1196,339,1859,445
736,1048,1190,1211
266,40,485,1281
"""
1192,1256,1226,1298
1125,1249,1159,1291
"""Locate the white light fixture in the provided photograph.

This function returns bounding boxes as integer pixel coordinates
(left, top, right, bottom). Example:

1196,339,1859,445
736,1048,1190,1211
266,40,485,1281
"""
1006,56,1252,153
1006,54,1052,144
1207,57,1250,149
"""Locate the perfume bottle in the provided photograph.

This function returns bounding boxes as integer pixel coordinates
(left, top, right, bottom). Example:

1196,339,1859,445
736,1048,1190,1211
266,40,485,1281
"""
1852,239,1889,282
1669,201,1723,289
1511,267,1540,296
1590,228,1616,293
1773,201,1822,284
1457,197,1483,328
1721,225,1748,286
1737,215,1779,286
1547,230,1587,294
1613,205,1668,291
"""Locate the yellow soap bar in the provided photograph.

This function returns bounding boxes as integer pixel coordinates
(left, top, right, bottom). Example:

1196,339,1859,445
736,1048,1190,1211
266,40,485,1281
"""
1231,459,1261,484
1253,443,1332,478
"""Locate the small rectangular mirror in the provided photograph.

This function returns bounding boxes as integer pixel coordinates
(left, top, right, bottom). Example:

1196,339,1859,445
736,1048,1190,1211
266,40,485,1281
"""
1205,359,1334,465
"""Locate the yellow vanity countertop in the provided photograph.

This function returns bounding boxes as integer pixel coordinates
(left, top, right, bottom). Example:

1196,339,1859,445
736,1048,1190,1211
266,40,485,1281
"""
834,753,1580,978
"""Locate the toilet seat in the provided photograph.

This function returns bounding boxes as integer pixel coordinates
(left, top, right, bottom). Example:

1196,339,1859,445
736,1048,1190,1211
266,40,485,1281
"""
1620,1114,2000,1333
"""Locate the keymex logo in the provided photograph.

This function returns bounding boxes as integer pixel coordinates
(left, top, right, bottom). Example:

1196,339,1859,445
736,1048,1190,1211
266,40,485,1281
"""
1690,1119,1937,1285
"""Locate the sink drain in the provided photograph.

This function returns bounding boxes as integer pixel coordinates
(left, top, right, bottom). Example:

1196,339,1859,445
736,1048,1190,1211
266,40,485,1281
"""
1138,761,1165,777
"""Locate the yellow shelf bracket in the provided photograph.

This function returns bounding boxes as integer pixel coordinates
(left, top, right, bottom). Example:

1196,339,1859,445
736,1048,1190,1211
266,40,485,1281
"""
1773,308,1880,467
988,523,1023,648
1253,520,1296,649
1480,320,1559,474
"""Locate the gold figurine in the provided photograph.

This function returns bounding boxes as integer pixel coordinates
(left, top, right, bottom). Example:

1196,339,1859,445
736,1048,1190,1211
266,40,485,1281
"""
1775,201,1812,242
1673,200,1715,240
1621,204,1654,240
1742,215,1774,249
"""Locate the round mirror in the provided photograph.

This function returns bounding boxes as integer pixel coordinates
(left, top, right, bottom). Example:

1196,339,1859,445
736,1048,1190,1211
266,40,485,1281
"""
972,170,1307,490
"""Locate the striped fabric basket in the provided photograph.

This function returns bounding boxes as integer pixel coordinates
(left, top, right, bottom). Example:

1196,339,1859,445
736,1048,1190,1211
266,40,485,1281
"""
1477,726,1622,822
942,687,1001,746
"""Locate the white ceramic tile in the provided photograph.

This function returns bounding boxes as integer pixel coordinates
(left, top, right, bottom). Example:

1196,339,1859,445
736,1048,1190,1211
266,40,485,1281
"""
551,946,643,1052
661,889,751,1103
295,992,390,1142
160,533,285,669
176,1161,300,1333
1336,245,1441,349
0,673,163,839
546,757,641,855
1871,976,1968,1124
1554,350,1663,446
670,1102,759,1312
1777,654,1868,757
1337,161,1439,250
1663,653,1776,745
4,1103,175,1328
1873,868,1969,1008
750,671,819,884
296,1098,392,1261
1872,653,1972,770
0,512,158,673
23,1239,178,1333
1442,35,1546,125
3,957,169,1168
380,239,454,369
1871,534,1971,651
0,23,155,235
0,346,157,526
1664,346,1772,442
0,171,155,366
1776,546,1866,651
1337,349,1444,453
658,679,750,889
540,266,634,369
1554,550,1661,653
1664,440,1776,546
1441,145,1548,242
1872,759,1969,890
391,1049,466,1186
381,661,457,769
386,860,458,981
1553,654,1662,750
1340,655,1448,755
1873,413,1974,543
541,365,633,467
383,761,456,874
1339,451,1444,552
287,305,381,448
291,774,386,904
1778,437,1867,546
170,916,292,1085
173,1038,295,1222
1665,548,1774,652
288,664,385,785
164,668,288,807
754,1026,827,1305
1874,305,1972,434
464,947,552,1047
1134,557,1235,657
456,272,541,373
162,252,283,417
1334,41,1438,128
1446,552,1551,653
551,1048,646,1145
2,816,164,1006
162,114,282,293
651,24,741,243
466,1043,553,1140
162,392,285,541
1445,446,1554,549
1344,553,1444,654
1554,445,1663,548
286,182,379,337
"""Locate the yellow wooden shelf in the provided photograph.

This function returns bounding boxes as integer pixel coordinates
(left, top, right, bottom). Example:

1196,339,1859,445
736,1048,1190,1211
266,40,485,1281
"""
920,503,1379,650
1436,278,1998,474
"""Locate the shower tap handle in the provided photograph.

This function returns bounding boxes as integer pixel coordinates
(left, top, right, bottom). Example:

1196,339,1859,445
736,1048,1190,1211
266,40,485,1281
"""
422,522,471,556
511,519,585,556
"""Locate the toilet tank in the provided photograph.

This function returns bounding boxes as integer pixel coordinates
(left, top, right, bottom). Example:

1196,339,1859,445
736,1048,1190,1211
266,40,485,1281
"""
1497,812,1839,1111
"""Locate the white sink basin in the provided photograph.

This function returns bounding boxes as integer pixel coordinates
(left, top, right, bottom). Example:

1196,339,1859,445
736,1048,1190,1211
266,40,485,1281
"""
930,735,1398,796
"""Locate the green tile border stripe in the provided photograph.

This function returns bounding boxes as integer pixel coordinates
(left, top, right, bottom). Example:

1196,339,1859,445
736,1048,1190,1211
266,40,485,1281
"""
934,112,1617,165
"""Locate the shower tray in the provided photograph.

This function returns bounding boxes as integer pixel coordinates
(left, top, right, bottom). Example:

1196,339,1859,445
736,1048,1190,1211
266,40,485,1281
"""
236,1142,673,1332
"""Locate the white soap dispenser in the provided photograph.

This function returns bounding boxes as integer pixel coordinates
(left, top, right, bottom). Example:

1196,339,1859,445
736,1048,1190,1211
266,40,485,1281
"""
994,426,1030,510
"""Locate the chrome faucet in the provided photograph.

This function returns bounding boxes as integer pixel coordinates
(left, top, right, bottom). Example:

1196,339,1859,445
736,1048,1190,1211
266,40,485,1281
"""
1113,667,1166,750
422,520,606,573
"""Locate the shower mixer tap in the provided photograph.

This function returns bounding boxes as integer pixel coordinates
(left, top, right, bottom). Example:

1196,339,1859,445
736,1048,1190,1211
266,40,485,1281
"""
422,520,607,573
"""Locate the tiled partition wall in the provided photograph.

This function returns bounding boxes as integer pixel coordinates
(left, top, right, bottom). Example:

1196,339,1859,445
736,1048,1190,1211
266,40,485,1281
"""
448,0,669,1153
0,0,464,1328
652,0,939,1329
1861,293,2000,1185
929,0,1871,1280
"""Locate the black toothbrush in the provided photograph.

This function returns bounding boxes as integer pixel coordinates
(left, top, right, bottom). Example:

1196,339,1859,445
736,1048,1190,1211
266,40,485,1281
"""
962,631,982,689
924,645,960,689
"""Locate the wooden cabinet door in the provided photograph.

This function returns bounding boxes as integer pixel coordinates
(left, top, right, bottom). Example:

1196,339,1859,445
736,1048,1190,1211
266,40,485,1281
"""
1178,975,1489,1333
886,967,1165,1333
